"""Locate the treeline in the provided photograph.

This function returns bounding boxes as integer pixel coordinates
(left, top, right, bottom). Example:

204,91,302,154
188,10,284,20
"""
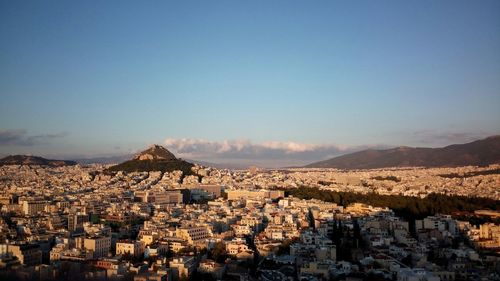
285,187,499,220
439,168,500,179
371,175,401,182
105,159,194,175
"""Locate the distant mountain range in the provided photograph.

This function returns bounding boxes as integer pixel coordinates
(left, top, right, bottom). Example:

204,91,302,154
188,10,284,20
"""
0,155,77,167
2,136,499,170
305,135,500,169
105,144,195,174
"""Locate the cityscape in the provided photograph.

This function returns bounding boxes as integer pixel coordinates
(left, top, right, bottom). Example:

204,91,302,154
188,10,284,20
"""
0,142,499,281
1,1,500,281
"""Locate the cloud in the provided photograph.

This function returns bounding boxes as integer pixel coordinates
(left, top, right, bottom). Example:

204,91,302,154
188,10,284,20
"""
0,129,68,146
164,138,370,166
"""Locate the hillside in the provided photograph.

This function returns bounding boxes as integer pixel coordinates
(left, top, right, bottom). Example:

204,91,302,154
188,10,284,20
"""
0,155,77,167
106,144,194,174
305,135,500,169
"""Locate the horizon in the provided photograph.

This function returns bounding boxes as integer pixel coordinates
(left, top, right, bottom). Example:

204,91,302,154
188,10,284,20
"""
0,134,498,168
1,1,500,167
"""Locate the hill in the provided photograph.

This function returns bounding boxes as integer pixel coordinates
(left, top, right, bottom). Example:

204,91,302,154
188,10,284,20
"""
74,154,245,169
305,135,500,169
132,144,177,161
106,144,194,174
0,155,77,167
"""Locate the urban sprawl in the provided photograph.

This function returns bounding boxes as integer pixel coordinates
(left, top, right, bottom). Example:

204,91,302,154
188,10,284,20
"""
0,162,499,281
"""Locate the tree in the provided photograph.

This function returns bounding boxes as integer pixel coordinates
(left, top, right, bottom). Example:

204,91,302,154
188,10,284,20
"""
353,219,363,248
284,187,500,223
276,238,296,256
209,242,227,263
180,273,188,281
401,254,412,267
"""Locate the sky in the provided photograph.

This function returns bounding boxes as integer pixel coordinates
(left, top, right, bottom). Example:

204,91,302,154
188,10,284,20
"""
1,1,499,166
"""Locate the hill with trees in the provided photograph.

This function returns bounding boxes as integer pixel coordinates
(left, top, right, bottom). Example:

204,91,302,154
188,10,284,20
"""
106,144,194,174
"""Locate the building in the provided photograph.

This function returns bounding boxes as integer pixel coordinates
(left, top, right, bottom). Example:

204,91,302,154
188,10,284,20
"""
416,215,458,237
68,213,89,232
134,272,170,281
21,200,46,216
116,240,145,258
176,226,212,247
135,190,183,205
169,256,196,281
226,241,252,256
0,196,12,205
476,223,500,249
0,244,42,266
300,262,332,280
226,189,284,200
198,259,225,279
138,230,159,246
397,268,440,281
144,244,168,258
83,236,111,259
186,185,223,198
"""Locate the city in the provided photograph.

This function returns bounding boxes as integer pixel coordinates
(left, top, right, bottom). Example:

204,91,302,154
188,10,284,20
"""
1,1,499,280
0,144,499,281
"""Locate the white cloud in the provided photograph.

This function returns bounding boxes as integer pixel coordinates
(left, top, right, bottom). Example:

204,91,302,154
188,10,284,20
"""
163,138,370,167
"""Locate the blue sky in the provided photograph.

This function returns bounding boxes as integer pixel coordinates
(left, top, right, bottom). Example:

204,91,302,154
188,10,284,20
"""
1,1,499,165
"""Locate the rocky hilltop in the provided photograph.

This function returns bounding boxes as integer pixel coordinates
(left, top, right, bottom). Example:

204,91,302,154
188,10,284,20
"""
106,144,194,174
133,144,177,161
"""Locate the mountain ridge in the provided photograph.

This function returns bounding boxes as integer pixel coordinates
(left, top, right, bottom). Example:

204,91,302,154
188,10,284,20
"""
0,155,77,167
305,135,500,169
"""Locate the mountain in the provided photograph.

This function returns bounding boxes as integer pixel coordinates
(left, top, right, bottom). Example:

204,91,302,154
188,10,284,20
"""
75,154,243,169
305,135,500,169
72,149,244,169
106,144,195,174
133,144,177,161
0,155,77,167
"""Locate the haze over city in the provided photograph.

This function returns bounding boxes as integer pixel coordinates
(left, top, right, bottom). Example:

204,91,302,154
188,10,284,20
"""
1,1,499,167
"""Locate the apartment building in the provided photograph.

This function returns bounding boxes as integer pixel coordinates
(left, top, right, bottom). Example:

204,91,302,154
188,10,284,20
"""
116,240,145,258
0,244,42,266
176,226,212,247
